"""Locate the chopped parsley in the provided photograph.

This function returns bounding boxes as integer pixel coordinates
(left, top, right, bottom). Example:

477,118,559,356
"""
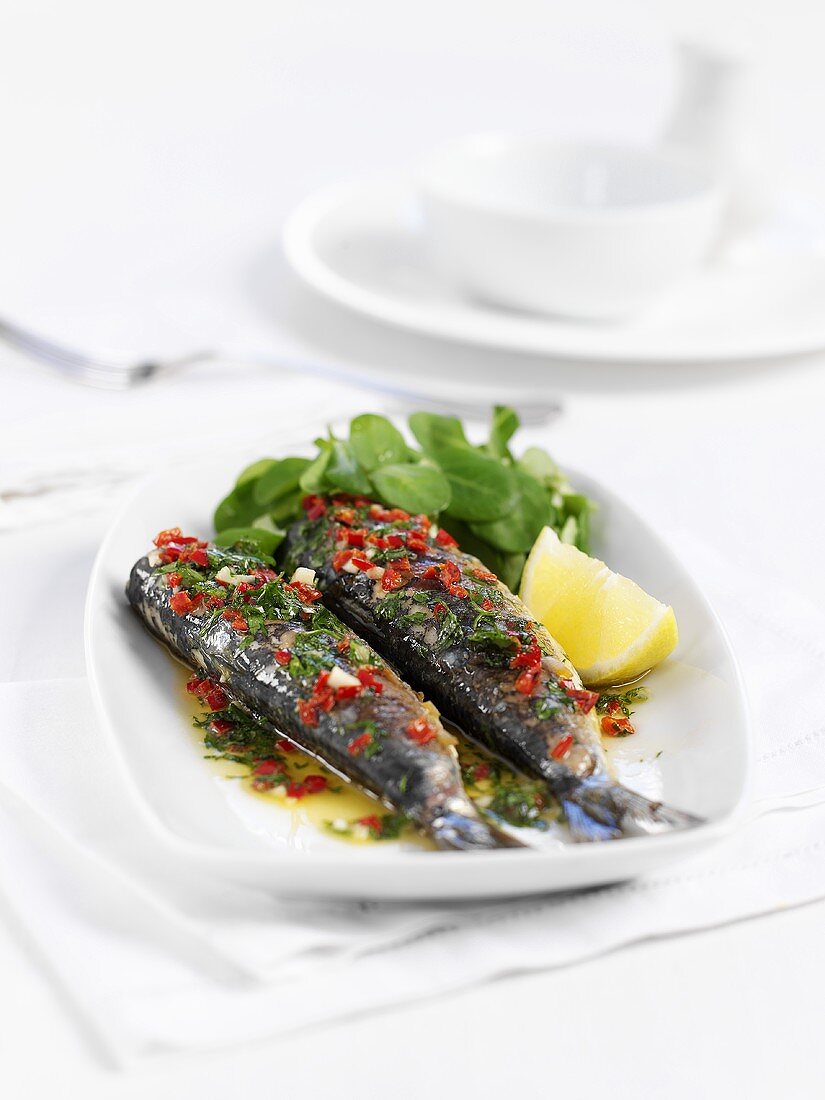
596,686,648,719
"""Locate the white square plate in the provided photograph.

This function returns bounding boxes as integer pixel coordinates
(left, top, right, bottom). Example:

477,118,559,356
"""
85,449,750,899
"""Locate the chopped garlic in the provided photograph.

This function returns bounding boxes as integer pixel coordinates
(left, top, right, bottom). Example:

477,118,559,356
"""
215,565,257,586
352,823,370,842
290,566,317,586
327,665,361,690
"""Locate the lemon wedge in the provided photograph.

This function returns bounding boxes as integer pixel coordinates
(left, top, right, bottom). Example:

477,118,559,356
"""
519,527,678,687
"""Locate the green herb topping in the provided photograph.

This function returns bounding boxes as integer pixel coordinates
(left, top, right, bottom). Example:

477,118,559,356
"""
211,407,594,590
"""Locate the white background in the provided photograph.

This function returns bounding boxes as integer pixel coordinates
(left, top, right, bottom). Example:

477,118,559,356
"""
2,1,825,1097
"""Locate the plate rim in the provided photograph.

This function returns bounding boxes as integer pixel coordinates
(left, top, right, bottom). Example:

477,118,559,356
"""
84,454,753,899
283,175,825,364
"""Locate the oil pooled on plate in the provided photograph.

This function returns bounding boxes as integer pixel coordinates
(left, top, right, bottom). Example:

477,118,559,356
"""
178,668,565,849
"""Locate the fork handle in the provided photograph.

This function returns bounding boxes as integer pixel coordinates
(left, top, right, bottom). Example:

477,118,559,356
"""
201,349,563,426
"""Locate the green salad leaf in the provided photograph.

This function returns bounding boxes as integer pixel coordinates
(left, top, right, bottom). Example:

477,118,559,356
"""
213,525,285,557
326,438,373,496
253,456,310,506
468,465,553,553
212,406,594,589
370,462,451,514
349,413,410,471
485,404,519,460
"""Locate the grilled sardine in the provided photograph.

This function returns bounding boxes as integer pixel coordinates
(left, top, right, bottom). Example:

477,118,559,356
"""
126,527,524,851
280,497,701,841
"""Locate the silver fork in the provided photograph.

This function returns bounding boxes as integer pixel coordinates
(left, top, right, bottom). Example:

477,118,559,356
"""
0,315,562,425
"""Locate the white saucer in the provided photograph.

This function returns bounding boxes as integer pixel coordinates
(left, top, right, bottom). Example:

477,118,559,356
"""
283,176,825,363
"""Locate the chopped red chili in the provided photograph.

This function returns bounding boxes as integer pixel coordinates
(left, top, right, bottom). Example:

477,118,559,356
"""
274,648,291,666
435,528,458,548
154,527,185,547
439,561,461,587
209,718,234,736
288,581,323,604
178,545,209,568
406,717,437,745
381,564,410,591
275,738,297,753
204,686,228,711
473,763,491,781
601,716,635,737
170,591,195,615
356,667,383,693
302,774,328,794
566,688,599,714
358,815,382,831
332,549,354,573
347,732,373,756
334,684,363,701
422,560,462,590
406,534,429,555
166,572,182,588
297,699,319,726
302,495,327,521
510,639,542,672
471,567,497,582
315,670,331,692
551,734,574,760
186,676,211,696
369,504,410,523
515,667,541,695
253,759,284,776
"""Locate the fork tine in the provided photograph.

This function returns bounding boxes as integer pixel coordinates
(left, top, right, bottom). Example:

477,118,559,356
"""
0,317,116,369
0,316,140,387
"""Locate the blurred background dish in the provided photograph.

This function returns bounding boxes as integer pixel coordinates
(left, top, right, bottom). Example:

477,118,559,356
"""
417,134,724,320
283,175,825,362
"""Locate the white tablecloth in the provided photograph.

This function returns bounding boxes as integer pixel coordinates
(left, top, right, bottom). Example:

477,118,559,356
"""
2,0,825,1096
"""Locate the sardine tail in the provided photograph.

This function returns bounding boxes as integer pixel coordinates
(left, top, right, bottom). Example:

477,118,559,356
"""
562,777,702,843
429,806,528,851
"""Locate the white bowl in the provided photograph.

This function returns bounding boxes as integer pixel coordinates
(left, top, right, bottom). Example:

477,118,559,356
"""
418,134,725,321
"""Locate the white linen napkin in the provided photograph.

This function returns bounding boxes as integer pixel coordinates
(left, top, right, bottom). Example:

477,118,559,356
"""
1,535,825,1065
